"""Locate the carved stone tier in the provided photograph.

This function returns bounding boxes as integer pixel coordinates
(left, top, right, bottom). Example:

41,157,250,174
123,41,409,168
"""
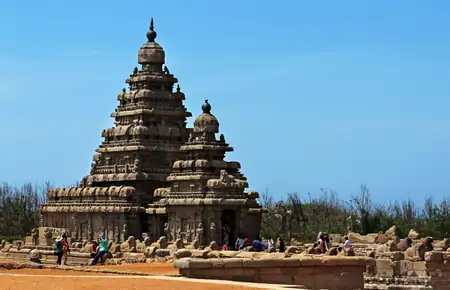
39,204,145,213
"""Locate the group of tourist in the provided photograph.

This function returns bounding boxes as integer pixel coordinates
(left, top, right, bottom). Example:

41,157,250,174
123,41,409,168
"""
228,234,352,254
315,234,352,254
54,234,109,266
230,235,286,252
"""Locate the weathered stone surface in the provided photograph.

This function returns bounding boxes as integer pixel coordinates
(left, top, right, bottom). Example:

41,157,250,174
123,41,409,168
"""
33,19,262,247
173,249,192,259
174,256,371,289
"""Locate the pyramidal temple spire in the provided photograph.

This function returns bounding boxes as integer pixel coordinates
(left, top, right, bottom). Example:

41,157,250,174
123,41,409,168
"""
146,17,157,42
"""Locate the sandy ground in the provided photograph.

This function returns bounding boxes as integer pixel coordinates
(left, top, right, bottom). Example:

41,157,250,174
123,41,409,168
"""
97,261,180,275
0,262,179,276
0,275,265,290
0,262,266,290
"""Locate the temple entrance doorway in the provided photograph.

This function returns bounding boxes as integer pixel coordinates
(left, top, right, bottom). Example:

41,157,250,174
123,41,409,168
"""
220,210,236,247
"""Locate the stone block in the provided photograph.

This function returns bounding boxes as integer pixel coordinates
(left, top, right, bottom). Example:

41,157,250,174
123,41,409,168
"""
173,249,191,259
235,252,262,259
390,251,405,261
191,250,210,259
261,258,301,268
259,267,282,275
376,259,393,277
425,251,444,262
155,249,171,257
223,258,244,268
25,237,33,245
242,259,262,268
414,261,427,272
218,250,238,258
173,258,213,269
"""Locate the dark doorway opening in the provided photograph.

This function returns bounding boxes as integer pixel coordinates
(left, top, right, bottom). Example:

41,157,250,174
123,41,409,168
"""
220,210,236,247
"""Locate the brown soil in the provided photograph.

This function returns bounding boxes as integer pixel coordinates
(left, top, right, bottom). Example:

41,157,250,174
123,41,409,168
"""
97,262,179,275
0,268,118,276
0,273,261,290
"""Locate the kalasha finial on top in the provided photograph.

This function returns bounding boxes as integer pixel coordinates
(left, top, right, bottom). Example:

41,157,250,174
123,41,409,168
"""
202,99,211,114
176,84,181,93
146,17,157,42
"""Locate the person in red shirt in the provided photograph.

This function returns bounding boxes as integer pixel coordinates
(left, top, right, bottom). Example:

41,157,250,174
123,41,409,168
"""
61,233,70,265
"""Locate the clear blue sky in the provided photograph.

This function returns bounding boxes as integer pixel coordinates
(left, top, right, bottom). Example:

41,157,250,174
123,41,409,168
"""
1,1,450,204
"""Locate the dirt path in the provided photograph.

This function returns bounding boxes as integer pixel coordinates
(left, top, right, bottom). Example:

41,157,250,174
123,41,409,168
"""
0,272,293,290
96,261,179,275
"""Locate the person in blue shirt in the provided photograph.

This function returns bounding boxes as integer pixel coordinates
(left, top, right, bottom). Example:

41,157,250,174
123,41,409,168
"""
91,235,109,266
251,237,266,252
54,236,64,265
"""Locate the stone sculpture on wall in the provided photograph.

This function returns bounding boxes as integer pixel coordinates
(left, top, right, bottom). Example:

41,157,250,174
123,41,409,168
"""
196,223,204,245
209,219,216,242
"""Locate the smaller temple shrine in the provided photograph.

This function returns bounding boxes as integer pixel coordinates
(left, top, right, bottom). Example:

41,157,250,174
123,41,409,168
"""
148,100,263,246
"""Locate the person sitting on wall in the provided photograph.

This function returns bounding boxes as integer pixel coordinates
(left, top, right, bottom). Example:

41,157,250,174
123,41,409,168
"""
235,235,243,250
278,237,285,253
242,236,252,249
267,236,275,251
251,237,266,252
344,236,351,248
222,243,229,251
90,235,109,266
90,240,99,258
317,234,328,253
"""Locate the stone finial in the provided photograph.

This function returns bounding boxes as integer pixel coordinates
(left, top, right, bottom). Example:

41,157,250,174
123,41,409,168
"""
202,99,211,114
176,84,181,93
133,67,138,74
122,88,126,93
146,17,157,42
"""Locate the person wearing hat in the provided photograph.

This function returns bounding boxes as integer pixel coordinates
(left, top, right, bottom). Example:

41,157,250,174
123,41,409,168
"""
91,234,109,266
54,236,64,265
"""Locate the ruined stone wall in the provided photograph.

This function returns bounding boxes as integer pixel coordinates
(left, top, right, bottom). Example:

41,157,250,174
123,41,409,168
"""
174,256,372,289
365,251,450,289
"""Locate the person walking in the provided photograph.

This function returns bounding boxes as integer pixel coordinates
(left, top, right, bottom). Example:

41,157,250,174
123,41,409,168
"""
61,233,70,265
91,234,109,266
55,236,64,265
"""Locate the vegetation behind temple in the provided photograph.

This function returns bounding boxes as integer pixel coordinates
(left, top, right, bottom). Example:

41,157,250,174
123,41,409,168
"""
0,182,449,243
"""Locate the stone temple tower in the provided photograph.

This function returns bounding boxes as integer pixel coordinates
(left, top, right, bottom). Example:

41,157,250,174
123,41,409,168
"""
149,100,263,245
82,18,192,195
37,18,263,244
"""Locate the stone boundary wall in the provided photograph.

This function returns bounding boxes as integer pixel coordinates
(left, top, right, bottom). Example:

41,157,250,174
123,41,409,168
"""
174,256,374,290
364,251,450,290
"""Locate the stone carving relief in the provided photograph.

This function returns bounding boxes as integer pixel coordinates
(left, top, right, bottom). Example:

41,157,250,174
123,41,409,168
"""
196,222,204,245
30,228,38,245
44,228,53,246
209,219,216,242
122,224,128,240
163,222,169,239
114,225,119,243
206,170,248,189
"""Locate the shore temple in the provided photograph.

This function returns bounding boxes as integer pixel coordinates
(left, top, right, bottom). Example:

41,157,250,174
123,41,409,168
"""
37,18,263,246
